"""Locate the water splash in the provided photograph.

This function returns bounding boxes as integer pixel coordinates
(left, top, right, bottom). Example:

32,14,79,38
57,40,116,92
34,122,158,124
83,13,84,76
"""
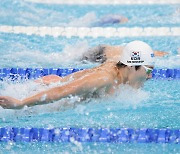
67,12,97,27
0,79,85,118
60,40,89,63
155,55,180,68
101,84,150,109
0,80,150,119
0,40,90,68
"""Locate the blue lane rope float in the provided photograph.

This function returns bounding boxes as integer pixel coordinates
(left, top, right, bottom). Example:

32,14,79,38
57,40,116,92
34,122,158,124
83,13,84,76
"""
0,68,180,81
0,127,179,143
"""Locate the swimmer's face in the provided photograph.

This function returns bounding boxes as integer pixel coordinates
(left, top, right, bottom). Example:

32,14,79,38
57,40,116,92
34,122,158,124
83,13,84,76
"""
142,65,154,80
129,65,154,88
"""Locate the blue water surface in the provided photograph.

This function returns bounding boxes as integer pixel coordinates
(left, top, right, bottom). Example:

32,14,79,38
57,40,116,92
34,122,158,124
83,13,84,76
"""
0,0,179,27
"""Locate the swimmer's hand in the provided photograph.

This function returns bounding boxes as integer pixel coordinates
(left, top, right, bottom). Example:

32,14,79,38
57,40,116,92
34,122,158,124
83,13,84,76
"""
0,96,22,109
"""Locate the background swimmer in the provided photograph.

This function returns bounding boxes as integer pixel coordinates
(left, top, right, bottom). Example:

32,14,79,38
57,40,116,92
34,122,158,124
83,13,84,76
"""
0,41,155,109
96,14,128,26
68,13,128,27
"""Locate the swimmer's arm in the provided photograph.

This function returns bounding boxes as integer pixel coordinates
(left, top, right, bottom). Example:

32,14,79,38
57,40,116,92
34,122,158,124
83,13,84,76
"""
154,50,169,57
111,46,168,57
0,72,112,109
35,75,62,85
35,70,89,85
113,47,168,57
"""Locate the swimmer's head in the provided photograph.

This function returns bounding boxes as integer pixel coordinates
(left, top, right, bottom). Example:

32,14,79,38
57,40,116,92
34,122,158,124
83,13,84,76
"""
117,41,154,88
120,40,154,66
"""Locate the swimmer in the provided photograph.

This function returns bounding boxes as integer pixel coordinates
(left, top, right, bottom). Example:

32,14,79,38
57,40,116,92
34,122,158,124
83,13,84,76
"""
0,40,155,109
36,43,168,85
97,14,128,26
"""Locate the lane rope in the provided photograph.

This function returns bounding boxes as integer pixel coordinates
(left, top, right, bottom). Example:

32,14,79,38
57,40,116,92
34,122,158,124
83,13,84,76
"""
0,26,180,37
0,68,179,80
0,127,179,143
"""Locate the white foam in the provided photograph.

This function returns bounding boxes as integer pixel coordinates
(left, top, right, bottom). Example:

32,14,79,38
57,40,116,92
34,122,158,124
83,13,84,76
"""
0,80,46,99
102,84,150,109
155,55,180,68
68,12,97,27
0,40,90,68
40,94,47,101
60,40,89,62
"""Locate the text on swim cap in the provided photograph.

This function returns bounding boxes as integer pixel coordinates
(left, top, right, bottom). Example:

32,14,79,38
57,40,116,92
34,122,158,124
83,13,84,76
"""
127,60,144,63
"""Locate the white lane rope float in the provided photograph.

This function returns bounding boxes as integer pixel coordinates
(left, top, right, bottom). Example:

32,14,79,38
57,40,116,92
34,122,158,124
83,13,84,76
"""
0,26,180,38
25,0,180,5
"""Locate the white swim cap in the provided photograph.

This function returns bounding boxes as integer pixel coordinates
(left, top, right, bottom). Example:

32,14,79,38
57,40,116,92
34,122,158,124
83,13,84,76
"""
120,40,154,66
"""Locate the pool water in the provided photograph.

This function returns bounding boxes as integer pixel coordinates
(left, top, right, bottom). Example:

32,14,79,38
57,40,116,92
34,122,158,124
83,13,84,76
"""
0,0,180,153
0,0,180,27
0,142,180,153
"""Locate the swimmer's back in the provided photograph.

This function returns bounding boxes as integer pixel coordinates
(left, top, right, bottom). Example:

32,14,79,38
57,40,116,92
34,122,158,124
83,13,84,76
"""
81,45,107,63
60,62,116,84
81,45,124,63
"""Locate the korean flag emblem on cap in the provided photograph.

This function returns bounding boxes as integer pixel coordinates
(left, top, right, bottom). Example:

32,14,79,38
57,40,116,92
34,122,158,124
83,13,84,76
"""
131,51,140,60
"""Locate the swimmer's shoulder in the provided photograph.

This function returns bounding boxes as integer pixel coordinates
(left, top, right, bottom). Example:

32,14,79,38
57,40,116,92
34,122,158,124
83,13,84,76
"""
104,45,124,51
94,62,118,76
104,45,124,62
